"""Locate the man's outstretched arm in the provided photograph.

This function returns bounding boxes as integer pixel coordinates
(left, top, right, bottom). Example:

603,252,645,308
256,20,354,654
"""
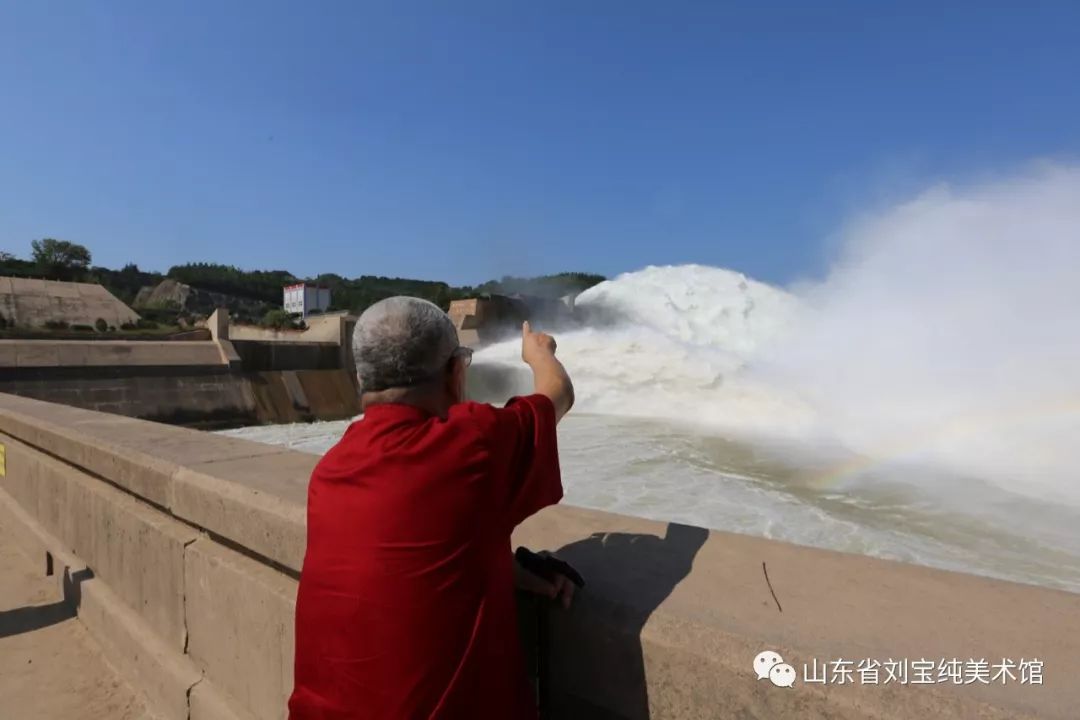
521,321,574,423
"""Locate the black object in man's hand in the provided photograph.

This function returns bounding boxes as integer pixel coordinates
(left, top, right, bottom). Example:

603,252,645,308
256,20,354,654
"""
514,547,585,589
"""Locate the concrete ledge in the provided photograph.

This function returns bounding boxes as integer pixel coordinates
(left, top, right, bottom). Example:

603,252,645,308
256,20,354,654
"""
2,434,198,650
513,505,1080,720
189,681,248,720
172,463,307,573
0,400,178,507
185,538,297,720
629,611,1035,720
66,472,197,652
80,574,202,720
0,394,310,566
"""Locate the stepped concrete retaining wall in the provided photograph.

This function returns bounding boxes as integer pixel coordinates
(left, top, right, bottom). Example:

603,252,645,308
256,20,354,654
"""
0,312,360,426
0,393,1077,719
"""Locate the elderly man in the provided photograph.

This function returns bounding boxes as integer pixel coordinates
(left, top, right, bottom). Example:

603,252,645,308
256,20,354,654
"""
289,296,575,720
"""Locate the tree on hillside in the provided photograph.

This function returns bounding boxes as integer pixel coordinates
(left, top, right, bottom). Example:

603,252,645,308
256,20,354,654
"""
31,238,92,281
167,262,297,303
0,250,35,278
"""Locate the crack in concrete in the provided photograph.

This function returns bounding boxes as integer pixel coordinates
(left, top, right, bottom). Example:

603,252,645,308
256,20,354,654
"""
181,535,199,655
762,561,783,613
184,674,204,720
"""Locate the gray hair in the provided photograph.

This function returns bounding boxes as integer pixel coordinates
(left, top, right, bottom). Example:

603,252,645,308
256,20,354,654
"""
352,296,460,393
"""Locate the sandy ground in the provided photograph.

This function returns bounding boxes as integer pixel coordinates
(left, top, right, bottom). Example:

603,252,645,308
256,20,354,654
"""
0,522,151,720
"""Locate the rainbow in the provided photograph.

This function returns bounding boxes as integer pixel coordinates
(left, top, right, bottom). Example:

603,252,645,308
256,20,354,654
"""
802,398,1080,489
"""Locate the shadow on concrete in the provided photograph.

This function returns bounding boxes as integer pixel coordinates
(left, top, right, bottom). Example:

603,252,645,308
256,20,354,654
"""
536,523,709,720
0,567,93,639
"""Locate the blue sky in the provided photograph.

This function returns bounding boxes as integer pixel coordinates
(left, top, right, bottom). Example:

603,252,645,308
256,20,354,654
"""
1,2,1078,286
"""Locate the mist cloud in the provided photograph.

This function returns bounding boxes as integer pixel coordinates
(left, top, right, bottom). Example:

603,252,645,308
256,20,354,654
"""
765,165,1080,502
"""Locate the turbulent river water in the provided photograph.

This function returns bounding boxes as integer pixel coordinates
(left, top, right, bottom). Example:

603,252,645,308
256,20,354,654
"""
222,167,1080,593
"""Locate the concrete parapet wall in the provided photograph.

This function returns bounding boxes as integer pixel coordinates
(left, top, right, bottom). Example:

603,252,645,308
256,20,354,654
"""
512,506,1080,719
186,538,298,719
0,395,309,720
0,393,1077,719
1,435,195,648
0,465,201,720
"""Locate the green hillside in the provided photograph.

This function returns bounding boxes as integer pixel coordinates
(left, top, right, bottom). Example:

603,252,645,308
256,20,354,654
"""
1,240,605,316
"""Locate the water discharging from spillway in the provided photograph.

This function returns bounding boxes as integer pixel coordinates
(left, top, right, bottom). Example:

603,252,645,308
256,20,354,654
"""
224,166,1080,592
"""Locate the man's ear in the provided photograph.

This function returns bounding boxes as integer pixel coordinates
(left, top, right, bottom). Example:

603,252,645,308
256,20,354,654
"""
447,358,467,403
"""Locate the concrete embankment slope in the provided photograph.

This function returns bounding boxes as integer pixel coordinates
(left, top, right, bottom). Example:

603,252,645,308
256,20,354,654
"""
0,392,1077,719
0,276,140,329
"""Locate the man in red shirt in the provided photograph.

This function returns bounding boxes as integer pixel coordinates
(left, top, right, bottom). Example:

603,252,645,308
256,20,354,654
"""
289,296,576,720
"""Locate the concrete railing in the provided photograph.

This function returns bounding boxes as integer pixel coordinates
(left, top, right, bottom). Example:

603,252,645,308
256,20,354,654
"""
0,393,1077,719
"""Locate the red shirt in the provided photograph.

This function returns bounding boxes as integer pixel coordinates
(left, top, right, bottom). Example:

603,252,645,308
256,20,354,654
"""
289,395,563,720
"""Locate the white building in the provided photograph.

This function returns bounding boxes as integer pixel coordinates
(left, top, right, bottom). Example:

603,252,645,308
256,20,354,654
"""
283,283,331,317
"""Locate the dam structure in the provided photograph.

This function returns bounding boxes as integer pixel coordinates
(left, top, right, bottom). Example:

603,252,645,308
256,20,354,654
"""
0,309,360,428
0,391,1077,719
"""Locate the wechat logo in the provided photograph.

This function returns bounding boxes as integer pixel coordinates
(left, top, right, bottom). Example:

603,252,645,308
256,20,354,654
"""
754,650,796,688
